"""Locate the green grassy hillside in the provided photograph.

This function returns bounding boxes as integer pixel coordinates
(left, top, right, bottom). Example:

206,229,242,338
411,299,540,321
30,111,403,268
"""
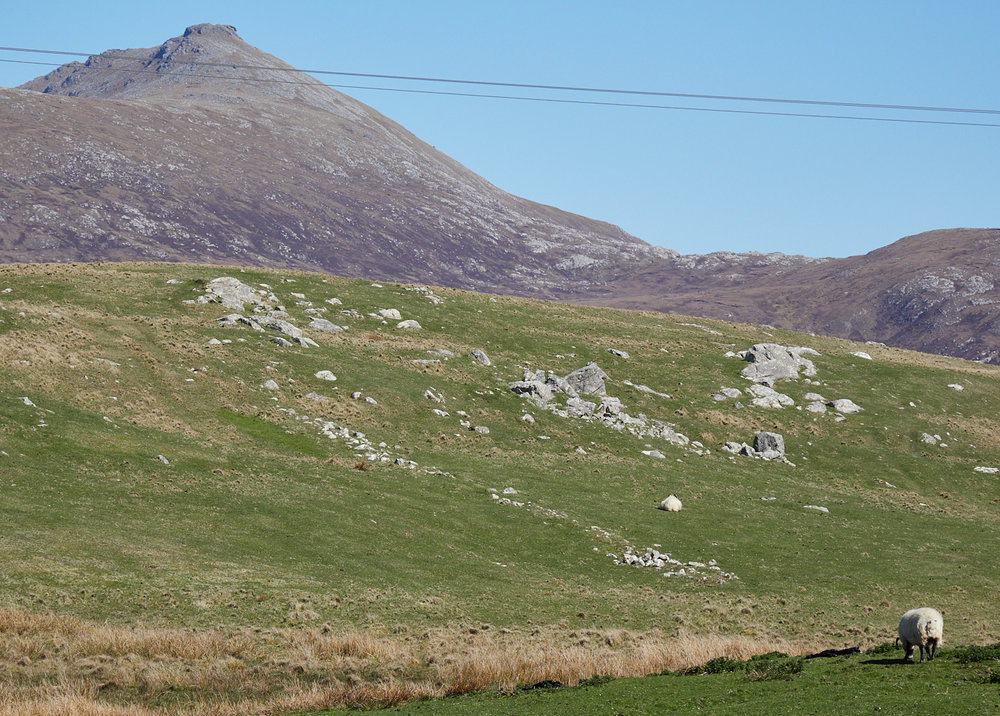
1,262,998,713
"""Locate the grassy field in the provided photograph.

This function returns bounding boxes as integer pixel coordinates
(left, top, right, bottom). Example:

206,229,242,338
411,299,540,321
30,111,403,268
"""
1,261,999,713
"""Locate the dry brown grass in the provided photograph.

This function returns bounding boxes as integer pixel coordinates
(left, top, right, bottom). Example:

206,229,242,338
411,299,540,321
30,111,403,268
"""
0,608,803,714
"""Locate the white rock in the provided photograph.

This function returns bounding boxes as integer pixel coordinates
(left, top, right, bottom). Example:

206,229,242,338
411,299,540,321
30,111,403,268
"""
974,466,999,474
851,351,873,360
642,450,666,459
803,504,829,513
828,398,862,414
315,370,337,382
379,308,402,320
948,383,965,391
397,319,422,329
263,379,280,391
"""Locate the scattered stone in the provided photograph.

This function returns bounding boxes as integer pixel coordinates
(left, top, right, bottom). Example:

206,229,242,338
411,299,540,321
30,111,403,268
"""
379,308,402,320
521,414,535,424
270,337,294,347
642,450,666,459
365,396,378,405
166,279,184,285
606,348,630,359
427,349,454,358
305,392,329,402
325,297,343,306
851,351,873,360
659,494,682,512
472,425,490,434
471,349,492,366
805,402,827,413
948,383,965,391
575,446,587,454
828,398,862,414
156,455,169,465
502,487,518,495
974,466,999,474
623,380,671,399
804,505,830,513
747,383,794,408
263,379,280,391
314,370,337,382
396,319,422,329
921,433,938,445
206,338,222,346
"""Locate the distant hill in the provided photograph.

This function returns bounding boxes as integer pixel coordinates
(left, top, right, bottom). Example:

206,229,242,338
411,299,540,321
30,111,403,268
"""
2,24,998,363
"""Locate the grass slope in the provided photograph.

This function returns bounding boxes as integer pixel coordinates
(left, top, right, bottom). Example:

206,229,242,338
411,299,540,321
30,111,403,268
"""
1,262,999,712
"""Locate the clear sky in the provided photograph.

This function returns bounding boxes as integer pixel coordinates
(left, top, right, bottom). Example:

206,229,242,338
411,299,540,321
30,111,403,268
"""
2,1,998,258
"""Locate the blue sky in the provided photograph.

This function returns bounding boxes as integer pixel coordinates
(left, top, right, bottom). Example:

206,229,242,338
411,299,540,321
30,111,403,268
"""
2,1,998,257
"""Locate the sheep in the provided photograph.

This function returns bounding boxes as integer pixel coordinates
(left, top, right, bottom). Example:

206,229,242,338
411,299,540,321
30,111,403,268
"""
658,494,682,512
897,607,943,662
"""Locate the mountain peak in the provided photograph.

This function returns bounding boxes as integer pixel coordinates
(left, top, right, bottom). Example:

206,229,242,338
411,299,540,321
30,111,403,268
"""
182,23,239,38
17,23,306,105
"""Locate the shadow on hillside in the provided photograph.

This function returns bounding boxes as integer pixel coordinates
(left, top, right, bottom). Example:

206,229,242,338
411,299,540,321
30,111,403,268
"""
862,657,910,665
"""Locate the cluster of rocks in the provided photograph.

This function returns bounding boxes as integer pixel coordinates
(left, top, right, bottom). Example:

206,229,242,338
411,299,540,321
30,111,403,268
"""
509,362,697,452
612,546,738,582
721,431,791,464
717,343,863,419
197,276,426,346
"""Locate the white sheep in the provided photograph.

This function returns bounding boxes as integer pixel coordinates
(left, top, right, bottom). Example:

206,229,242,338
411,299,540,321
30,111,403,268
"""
897,607,943,662
658,494,682,512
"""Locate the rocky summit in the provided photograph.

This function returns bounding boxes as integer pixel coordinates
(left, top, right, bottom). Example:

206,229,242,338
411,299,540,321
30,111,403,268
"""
2,25,1000,363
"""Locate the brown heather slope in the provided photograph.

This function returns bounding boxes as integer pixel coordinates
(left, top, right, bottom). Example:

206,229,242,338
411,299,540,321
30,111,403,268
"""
567,228,1000,363
0,24,665,296
1,24,999,363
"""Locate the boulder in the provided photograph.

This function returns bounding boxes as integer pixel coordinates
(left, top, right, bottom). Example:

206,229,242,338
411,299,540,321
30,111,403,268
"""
379,308,402,320
205,277,260,311
314,370,337,382
308,318,343,332
740,343,819,386
396,319,422,329
471,349,492,366
753,431,785,457
564,362,607,395
828,398,863,414
607,348,630,359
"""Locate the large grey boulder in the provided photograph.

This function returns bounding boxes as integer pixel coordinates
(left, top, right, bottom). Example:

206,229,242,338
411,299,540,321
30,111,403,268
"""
564,362,608,395
308,318,343,332
741,343,819,386
265,318,303,340
205,277,260,311
471,349,492,366
753,431,785,458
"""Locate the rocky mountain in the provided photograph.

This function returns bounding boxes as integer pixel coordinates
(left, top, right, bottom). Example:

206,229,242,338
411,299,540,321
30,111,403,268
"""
572,228,1000,363
1,24,665,296
2,24,999,363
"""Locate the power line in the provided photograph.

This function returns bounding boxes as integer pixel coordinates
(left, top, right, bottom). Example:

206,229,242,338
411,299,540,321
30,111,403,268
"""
3,43,999,117
2,53,999,128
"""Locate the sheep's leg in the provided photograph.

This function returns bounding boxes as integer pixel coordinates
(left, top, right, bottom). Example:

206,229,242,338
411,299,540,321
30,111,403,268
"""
928,640,937,661
918,644,926,662
903,642,914,662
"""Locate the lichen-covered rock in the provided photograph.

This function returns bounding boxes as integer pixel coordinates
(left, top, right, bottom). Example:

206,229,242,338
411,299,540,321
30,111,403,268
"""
564,362,607,395
741,343,819,386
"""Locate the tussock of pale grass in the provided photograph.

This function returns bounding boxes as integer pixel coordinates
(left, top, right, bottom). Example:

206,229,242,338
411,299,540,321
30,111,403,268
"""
0,608,803,714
